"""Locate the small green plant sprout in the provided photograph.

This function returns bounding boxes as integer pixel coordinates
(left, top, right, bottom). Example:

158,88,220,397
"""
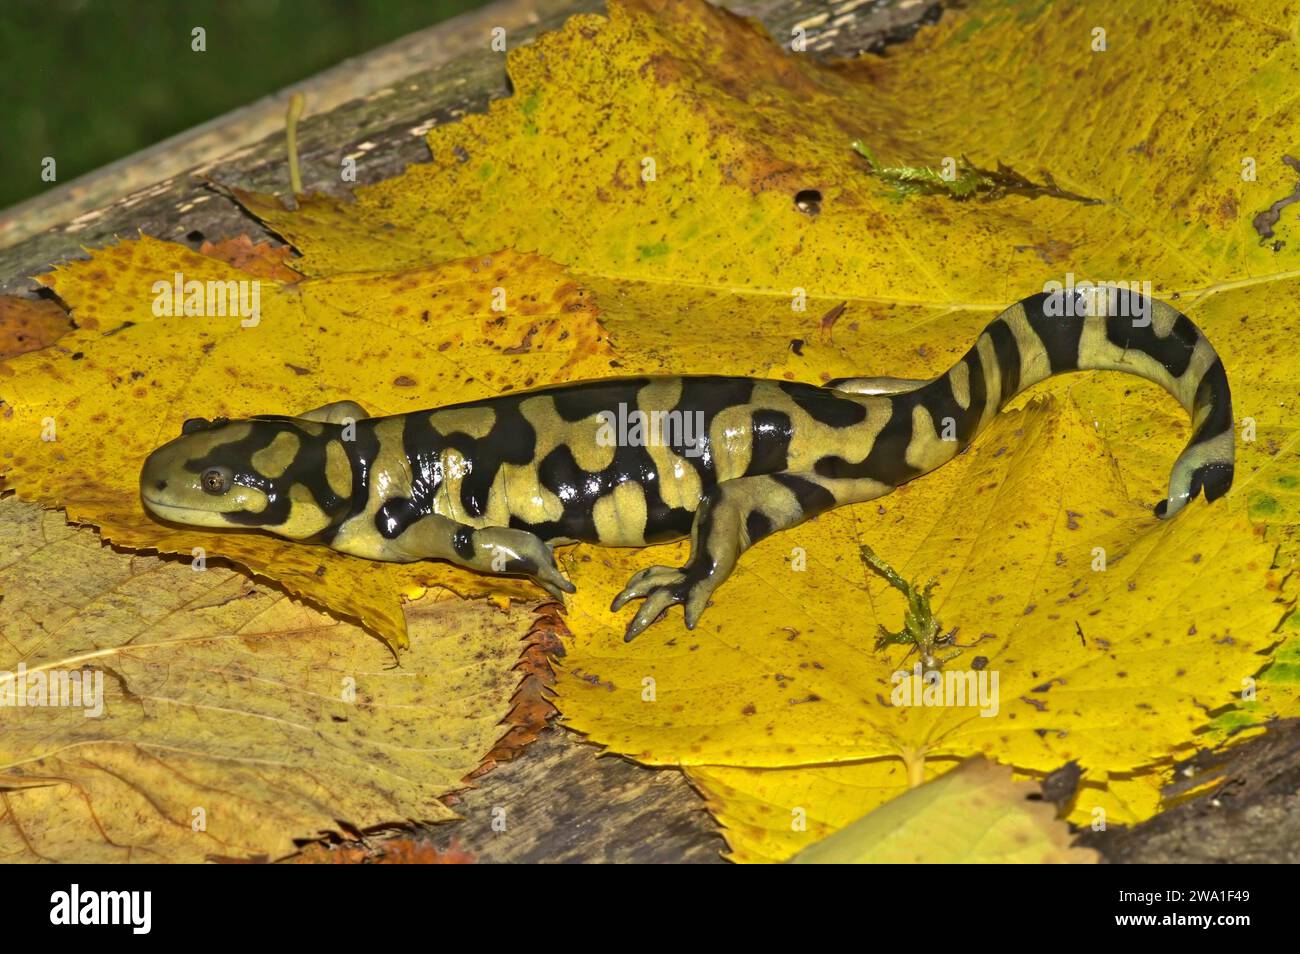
851,141,985,200
850,141,1100,205
859,544,962,671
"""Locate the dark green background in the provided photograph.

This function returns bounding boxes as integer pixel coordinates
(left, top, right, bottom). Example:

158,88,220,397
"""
0,0,490,210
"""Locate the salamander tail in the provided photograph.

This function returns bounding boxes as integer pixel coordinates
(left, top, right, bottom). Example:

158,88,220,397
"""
968,287,1235,519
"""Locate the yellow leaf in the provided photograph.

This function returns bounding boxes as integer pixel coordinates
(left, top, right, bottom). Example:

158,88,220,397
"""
236,0,1294,854
229,0,1300,559
553,397,1288,859
690,759,927,864
691,758,1164,863
785,759,1099,864
236,0,1300,294
0,496,535,863
556,399,1287,767
0,237,613,650
1207,610,1300,737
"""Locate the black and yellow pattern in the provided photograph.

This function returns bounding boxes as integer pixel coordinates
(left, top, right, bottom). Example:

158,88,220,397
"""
140,289,1234,640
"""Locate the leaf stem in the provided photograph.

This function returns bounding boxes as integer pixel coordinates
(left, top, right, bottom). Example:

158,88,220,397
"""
286,92,306,197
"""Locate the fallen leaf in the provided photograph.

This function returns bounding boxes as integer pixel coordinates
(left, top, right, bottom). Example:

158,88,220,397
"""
198,235,303,283
12,0,1299,862
0,297,72,359
0,238,613,650
551,387,1289,863
236,0,1298,297
474,602,565,775
553,398,1288,767
788,758,1099,864
692,760,1162,864
0,496,540,863
288,837,476,864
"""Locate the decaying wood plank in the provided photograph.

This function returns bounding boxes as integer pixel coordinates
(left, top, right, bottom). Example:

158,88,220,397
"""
434,728,728,863
1079,720,1300,864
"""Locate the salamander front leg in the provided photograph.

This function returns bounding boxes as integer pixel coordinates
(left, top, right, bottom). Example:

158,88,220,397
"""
393,514,575,601
611,564,699,640
612,471,860,640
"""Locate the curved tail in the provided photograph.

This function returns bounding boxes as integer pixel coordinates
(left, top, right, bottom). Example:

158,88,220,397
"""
975,288,1233,517
834,288,1234,518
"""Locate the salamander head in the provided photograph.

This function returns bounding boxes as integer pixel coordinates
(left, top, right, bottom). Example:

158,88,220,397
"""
140,415,356,539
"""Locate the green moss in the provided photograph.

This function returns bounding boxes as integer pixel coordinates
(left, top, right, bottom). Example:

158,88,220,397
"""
850,140,1099,206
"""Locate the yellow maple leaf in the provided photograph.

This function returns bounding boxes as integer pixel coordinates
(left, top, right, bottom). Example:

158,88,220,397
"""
219,0,1300,858
237,0,1298,294
554,400,1286,752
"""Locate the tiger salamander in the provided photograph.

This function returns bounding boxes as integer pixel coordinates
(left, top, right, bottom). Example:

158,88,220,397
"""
140,289,1235,640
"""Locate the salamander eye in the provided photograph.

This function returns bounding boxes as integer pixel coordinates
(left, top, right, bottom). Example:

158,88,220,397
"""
200,467,232,495
182,418,209,435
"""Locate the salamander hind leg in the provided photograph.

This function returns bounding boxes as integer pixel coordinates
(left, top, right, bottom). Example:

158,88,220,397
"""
296,400,371,424
391,514,575,601
612,471,847,641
